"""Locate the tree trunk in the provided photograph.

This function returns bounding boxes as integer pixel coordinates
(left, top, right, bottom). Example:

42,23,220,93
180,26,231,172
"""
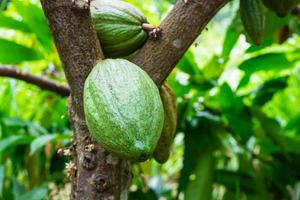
41,1,131,199
40,0,227,199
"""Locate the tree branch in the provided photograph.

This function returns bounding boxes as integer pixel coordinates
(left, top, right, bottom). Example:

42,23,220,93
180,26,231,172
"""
0,65,70,97
133,0,228,86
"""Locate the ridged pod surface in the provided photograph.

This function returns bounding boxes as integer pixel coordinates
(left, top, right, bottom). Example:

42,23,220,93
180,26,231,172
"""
262,0,300,17
90,0,148,58
153,82,177,164
240,0,265,45
84,59,164,161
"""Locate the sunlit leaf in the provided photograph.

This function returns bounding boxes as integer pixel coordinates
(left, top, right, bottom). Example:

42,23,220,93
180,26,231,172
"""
239,53,293,75
221,14,242,58
0,38,42,64
14,1,53,53
0,14,30,32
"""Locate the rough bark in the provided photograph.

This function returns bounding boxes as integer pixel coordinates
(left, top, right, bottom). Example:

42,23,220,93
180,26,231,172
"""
133,0,228,86
0,65,70,97
40,0,227,199
40,1,131,199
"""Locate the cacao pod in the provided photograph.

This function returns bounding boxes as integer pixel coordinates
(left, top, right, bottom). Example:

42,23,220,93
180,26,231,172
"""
153,82,177,164
90,0,148,58
240,0,266,45
84,59,164,161
262,0,300,17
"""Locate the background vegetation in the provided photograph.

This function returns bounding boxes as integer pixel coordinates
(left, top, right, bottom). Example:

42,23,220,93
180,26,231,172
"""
1,0,300,199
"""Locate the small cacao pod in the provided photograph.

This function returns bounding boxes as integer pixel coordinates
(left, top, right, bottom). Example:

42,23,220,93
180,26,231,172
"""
240,0,266,45
90,0,148,58
84,59,164,161
153,82,177,164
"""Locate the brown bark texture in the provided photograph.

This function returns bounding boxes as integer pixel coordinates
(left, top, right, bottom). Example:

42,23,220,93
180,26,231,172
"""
41,1,131,199
40,0,227,199
133,0,228,86
0,65,70,97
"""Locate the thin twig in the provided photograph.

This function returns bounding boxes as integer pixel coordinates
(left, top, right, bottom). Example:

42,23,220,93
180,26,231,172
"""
0,65,70,97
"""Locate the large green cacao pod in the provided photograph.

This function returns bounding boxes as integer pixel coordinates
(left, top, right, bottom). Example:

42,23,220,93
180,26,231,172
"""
240,0,266,45
262,0,300,17
84,59,164,161
90,0,148,58
153,82,177,164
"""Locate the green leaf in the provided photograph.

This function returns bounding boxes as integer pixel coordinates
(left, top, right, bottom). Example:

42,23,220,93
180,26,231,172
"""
129,189,157,200
251,106,300,154
202,55,224,80
285,114,300,132
239,53,293,75
3,117,48,135
0,14,31,33
219,83,253,141
215,170,258,193
30,134,58,155
0,38,42,64
0,0,8,10
17,185,48,200
0,165,4,198
178,116,219,197
14,1,53,53
0,135,33,153
184,148,215,200
252,76,288,106
221,14,242,58
177,50,198,75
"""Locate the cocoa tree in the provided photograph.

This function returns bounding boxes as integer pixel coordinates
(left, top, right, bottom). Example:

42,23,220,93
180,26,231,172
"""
39,0,226,199
2,0,300,199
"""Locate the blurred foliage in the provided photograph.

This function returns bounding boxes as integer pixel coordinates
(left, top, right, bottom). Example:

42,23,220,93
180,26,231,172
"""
1,0,300,199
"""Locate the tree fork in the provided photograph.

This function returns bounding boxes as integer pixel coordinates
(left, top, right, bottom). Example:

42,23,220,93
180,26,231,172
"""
133,0,228,86
40,0,227,199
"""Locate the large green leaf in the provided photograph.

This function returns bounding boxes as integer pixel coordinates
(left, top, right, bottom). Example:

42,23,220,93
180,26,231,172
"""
221,14,242,58
251,106,300,154
0,38,42,64
184,148,215,200
239,53,293,75
0,135,33,153
0,14,31,33
177,50,198,75
202,55,224,80
252,76,288,106
177,116,219,197
219,83,253,141
14,1,53,53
